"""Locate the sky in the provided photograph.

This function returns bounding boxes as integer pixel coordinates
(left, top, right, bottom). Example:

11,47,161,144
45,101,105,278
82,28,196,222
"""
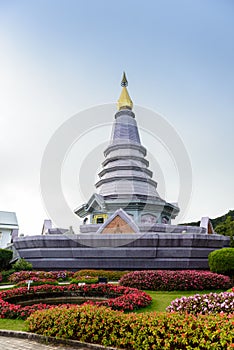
0,0,233,235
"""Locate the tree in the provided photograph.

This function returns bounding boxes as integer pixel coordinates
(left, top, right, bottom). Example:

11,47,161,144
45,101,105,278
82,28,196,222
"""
0,249,13,270
215,216,234,247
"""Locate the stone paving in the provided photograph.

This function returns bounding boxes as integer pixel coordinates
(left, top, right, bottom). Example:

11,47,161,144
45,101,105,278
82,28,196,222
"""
0,336,95,350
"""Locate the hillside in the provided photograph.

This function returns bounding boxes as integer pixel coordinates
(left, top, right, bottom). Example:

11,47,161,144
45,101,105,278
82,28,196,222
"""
181,209,234,229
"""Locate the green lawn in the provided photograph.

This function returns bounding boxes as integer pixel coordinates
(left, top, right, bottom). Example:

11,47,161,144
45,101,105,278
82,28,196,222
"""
137,290,224,313
0,319,25,331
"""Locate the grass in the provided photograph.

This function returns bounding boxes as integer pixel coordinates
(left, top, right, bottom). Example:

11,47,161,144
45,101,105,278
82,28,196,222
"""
137,290,225,313
0,319,25,331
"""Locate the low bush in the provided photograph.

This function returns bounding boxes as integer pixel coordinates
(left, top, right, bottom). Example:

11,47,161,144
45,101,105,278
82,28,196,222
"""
8,270,73,283
1,269,16,283
166,291,234,314
12,258,32,271
119,270,231,290
26,304,234,349
73,269,128,281
208,248,234,276
0,284,151,319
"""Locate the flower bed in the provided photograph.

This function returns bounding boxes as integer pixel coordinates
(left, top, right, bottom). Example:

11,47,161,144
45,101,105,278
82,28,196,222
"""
166,291,234,314
119,270,231,290
8,269,128,284
26,304,234,349
8,270,73,283
16,278,58,287
0,284,152,319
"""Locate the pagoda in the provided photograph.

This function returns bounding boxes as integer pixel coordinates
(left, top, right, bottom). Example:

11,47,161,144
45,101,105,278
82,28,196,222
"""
13,74,230,271
75,73,179,231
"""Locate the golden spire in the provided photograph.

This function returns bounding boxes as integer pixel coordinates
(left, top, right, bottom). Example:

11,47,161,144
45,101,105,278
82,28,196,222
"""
117,72,133,110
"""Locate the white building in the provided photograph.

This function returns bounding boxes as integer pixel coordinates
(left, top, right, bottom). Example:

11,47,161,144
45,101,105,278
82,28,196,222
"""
0,211,19,248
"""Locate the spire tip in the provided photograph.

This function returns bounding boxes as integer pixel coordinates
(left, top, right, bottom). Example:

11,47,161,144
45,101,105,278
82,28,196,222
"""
121,72,128,87
117,72,133,110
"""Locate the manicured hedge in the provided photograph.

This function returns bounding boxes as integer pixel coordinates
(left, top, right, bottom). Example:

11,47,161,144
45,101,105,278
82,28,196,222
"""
208,248,234,276
73,269,128,281
119,270,231,290
26,304,234,349
0,284,151,319
167,291,234,314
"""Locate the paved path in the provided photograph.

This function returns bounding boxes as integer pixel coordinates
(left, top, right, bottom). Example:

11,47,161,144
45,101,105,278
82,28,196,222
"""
0,336,94,350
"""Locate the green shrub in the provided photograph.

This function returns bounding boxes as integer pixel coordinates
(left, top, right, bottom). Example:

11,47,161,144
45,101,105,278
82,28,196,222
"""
208,248,234,276
0,249,13,270
1,269,15,283
12,258,32,272
26,305,234,349
70,277,98,284
73,269,128,281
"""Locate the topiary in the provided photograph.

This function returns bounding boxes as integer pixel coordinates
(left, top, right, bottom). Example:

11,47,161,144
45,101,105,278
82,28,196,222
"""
12,258,33,271
208,248,234,277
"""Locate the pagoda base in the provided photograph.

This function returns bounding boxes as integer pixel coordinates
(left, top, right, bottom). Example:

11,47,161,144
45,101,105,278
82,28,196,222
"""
13,232,229,271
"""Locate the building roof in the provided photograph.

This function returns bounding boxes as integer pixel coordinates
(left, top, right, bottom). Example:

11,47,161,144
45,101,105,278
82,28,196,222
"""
0,211,18,227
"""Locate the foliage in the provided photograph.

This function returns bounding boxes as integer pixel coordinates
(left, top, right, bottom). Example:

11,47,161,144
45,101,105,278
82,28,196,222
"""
73,269,128,281
215,216,234,247
26,304,234,349
208,248,234,276
0,299,54,319
8,270,73,283
0,284,151,319
119,270,231,291
16,278,58,287
167,291,234,314
182,209,234,230
0,249,13,270
70,277,98,284
12,258,32,272
1,269,16,283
